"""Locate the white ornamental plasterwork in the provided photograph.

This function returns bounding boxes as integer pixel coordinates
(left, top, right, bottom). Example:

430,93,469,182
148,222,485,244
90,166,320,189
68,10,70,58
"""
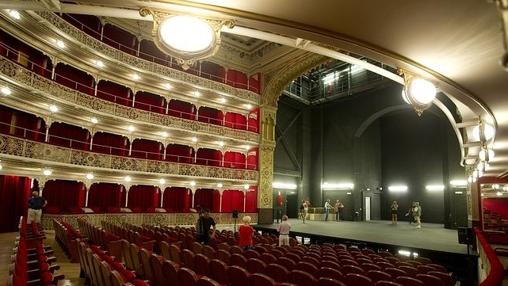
33,11,259,104
42,212,258,230
0,57,259,143
0,134,258,181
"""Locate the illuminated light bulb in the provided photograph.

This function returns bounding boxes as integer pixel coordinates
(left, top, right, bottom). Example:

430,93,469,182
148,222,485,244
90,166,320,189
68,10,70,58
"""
190,181,196,187
8,10,21,20
163,83,173,90
49,104,58,113
160,131,169,138
218,141,224,147
90,117,98,124
56,40,65,49
192,91,201,97
218,97,227,103
244,184,249,190
132,74,140,81
159,16,214,53
191,137,198,143
43,168,52,176
159,178,166,185
479,149,495,161
124,176,132,182
217,183,223,188
86,173,94,180
127,125,135,132
472,124,495,141
1,86,11,96
407,78,436,105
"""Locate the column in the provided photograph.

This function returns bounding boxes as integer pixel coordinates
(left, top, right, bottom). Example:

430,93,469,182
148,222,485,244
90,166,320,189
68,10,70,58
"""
44,118,53,143
243,190,247,213
84,181,92,207
244,152,248,169
124,185,131,208
257,105,277,224
94,80,99,96
221,151,225,167
131,91,136,107
219,189,224,213
194,148,198,163
37,177,48,197
160,187,166,208
51,65,56,80
246,113,250,131
162,142,167,160
165,99,170,114
190,188,196,209
195,106,200,121
128,136,133,156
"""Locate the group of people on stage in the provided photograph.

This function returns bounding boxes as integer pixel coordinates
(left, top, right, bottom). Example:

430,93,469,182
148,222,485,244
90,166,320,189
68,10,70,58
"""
297,199,345,223
391,200,423,228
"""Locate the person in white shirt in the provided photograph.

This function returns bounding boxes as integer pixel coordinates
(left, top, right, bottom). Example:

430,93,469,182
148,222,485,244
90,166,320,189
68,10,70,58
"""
324,199,332,221
277,215,291,246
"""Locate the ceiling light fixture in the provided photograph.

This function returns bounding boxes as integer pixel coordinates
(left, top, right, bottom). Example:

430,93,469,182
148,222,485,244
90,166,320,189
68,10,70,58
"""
479,148,495,161
388,185,408,193
43,168,52,176
321,182,355,190
244,184,250,190
473,124,495,141
86,173,94,180
193,91,201,97
272,182,297,190
163,83,173,90
190,181,196,187
124,176,132,182
401,72,437,115
160,131,169,138
7,10,21,20
94,60,104,68
1,86,11,96
244,104,253,110
217,183,223,188
127,125,135,133
159,178,166,185
219,97,227,103
55,39,65,49
140,9,233,70
218,141,224,147
425,185,445,192
497,191,503,197
132,73,140,81
191,137,198,143
90,117,98,124
49,104,59,113
450,180,467,187
245,145,251,151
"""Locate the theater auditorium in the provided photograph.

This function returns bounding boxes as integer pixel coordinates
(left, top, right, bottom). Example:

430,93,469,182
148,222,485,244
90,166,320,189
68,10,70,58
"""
0,1,507,286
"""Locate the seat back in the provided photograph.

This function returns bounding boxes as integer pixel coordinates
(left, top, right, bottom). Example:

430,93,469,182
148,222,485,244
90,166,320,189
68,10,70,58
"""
427,271,454,286
129,243,143,275
228,265,250,286
160,241,171,260
197,276,220,286
120,239,134,269
398,266,418,276
317,277,346,286
384,268,407,279
218,249,231,264
376,281,404,286
110,270,125,286
192,242,203,254
231,253,248,268
140,248,154,281
395,276,425,286
317,267,344,282
183,249,196,269
345,273,373,286
150,254,165,286
170,244,182,264
415,274,444,286
245,249,261,259
341,264,365,275
366,270,392,282
249,273,276,286
194,254,210,276
278,257,296,271
162,259,179,285
202,245,217,259
289,270,317,286
247,258,267,274
209,259,229,284
178,267,199,286
263,263,290,283
260,253,277,264
99,261,113,286
296,261,318,275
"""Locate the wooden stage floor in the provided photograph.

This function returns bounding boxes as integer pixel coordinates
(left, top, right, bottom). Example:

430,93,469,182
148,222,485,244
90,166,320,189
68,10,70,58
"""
254,219,468,255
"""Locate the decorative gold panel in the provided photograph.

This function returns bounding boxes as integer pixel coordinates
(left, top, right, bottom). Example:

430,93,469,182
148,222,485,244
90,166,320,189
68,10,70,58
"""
0,57,259,143
41,212,258,230
0,134,258,181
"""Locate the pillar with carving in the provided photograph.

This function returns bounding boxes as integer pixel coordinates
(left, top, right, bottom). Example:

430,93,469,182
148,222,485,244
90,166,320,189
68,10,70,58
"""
257,105,277,224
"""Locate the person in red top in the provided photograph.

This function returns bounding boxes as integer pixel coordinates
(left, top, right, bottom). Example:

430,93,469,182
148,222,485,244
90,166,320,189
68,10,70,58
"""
238,215,254,249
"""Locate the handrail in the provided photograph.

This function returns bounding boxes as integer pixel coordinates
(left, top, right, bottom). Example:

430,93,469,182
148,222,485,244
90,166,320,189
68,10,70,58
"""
0,40,259,132
475,227,504,286
60,13,259,93
0,121,257,169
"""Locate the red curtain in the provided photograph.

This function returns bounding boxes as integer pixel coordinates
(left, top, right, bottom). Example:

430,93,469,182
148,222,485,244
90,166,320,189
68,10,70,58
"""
163,187,191,212
168,99,196,120
92,132,129,156
135,91,166,114
102,24,138,55
484,198,508,219
196,148,222,166
223,151,246,169
127,185,160,212
247,148,258,170
166,144,194,163
248,108,260,133
0,175,31,233
221,190,244,213
43,180,85,214
245,186,258,212
48,122,90,150
139,39,169,65
194,189,220,212
226,69,248,89
97,80,132,107
131,139,163,160
54,63,95,95
62,14,102,39
88,183,124,213
198,106,223,125
0,105,45,141
200,61,226,82
249,73,261,94
224,112,247,130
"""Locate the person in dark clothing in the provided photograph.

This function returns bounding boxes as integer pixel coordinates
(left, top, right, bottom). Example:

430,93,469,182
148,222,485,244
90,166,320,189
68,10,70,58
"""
196,209,216,245
28,191,47,224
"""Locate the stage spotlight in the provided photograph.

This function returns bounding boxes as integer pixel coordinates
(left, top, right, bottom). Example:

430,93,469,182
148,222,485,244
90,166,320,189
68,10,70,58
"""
398,250,411,257
388,185,408,193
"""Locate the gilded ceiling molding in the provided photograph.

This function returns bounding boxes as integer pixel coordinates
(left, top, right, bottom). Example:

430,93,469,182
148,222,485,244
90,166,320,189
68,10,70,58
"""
31,11,259,103
0,134,259,181
261,52,327,106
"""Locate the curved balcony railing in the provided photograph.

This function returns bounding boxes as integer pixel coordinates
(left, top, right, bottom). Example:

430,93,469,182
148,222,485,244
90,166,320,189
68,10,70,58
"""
61,14,259,93
475,228,504,286
0,121,257,169
33,11,260,102
0,40,258,132
0,55,260,143
0,132,259,181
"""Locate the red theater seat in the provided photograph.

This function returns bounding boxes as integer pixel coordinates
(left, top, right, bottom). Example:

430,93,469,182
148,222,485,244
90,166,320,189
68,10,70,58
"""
367,270,393,283
247,258,267,274
376,281,404,286
317,277,346,286
341,264,365,274
263,263,289,283
178,268,199,286
231,253,247,268
289,270,317,286
194,254,210,276
209,259,228,284
395,276,425,286
427,271,453,286
415,274,444,286
317,267,344,281
249,273,276,286
197,277,220,286
228,266,249,286
345,273,373,286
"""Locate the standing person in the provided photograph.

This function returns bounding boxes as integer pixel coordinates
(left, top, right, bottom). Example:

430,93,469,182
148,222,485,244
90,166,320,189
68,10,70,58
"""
277,215,291,246
303,200,310,224
391,201,399,224
335,200,344,221
406,202,415,224
299,200,305,221
413,202,422,229
238,216,254,250
324,199,332,221
195,209,216,245
337,200,344,221
28,191,47,225
276,192,284,223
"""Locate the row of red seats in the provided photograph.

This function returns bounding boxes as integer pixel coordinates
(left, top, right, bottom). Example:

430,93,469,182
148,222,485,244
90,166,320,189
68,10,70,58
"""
9,219,64,286
53,219,82,262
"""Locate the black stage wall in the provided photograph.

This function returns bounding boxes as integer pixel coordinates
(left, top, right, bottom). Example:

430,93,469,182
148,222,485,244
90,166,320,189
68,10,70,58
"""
273,83,466,227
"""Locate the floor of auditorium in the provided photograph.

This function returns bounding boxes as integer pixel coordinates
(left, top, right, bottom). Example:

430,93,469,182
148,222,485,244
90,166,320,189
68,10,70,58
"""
255,219,468,255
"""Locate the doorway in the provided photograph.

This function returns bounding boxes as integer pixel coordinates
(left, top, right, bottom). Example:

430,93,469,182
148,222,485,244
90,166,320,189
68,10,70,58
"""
365,196,371,221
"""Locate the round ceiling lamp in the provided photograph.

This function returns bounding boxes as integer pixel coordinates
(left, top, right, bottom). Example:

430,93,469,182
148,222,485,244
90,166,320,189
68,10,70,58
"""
159,16,214,53
140,8,234,70
400,71,437,116
472,123,495,141
479,148,495,161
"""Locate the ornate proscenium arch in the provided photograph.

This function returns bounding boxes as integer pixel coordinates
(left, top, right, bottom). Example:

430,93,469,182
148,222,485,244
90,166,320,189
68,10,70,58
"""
256,52,327,223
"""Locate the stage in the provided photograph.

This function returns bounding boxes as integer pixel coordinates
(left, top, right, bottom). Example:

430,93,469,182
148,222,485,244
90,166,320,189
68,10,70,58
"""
254,219,468,255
